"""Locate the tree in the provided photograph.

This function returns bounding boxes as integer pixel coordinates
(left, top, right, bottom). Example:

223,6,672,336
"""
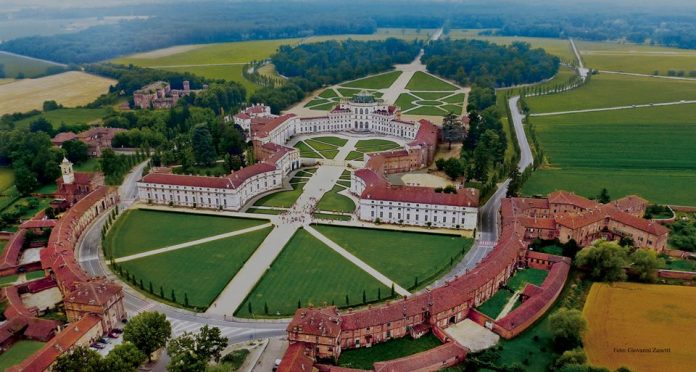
167,325,228,372
629,249,664,283
54,346,104,372
441,112,464,149
123,311,172,362
597,188,610,203
29,117,53,135
549,308,587,351
555,348,587,369
575,240,629,282
43,100,62,111
104,342,147,372
14,163,39,196
191,124,216,166
443,157,465,180
506,169,522,197
435,158,446,171
62,140,90,164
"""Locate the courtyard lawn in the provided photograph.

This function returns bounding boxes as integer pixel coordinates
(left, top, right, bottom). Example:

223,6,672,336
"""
442,93,467,104
317,185,355,213
313,225,472,289
0,168,14,193
293,141,322,158
346,151,365,161
245,208,284,215
412,91,451,100
253,182,305,208
0,340,46,370
106,209,267,258
13,108,108,129
583,282,696,372
304,138,339,152
342,71,402,89
318,89,339,99
25,271,46,281
477,268,548,319
354,139,402,153
236,229,390,317
521,104,696,205
0,275,18,286
118,227,272,309
405,105,447,116
405,71,458,91
525,74,696,113
441,104,463,115
395,93,419,110
338,334,442,370
664,257,696,271
311,136,348,147
337,88,363,98
313,213,352,221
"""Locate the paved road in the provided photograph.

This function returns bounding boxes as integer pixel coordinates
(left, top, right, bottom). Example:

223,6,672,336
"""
508,96,534,172
531,99,696,117
570,38,590,80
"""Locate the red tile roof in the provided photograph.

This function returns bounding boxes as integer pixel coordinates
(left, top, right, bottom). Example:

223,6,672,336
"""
548,191,598,210
0,229,26,269
51,132,77,145
277,343,315,372
141,173,234,189
361,184,479,207
19,219,57,229
228,163,277,187
64,280,122,306
353,169,387,188
287,307,342,338
253,114,296,138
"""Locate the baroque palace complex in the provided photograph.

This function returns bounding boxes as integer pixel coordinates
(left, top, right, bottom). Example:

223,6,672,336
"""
0,93,672,371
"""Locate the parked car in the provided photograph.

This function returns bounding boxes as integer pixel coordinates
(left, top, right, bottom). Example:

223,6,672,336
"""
108,332,119,339
111,328,123,334
98,338,109,344
91,343,105,350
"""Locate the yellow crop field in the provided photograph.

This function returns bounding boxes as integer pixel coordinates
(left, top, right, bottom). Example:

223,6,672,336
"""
0,71,115,115
583,282,696,372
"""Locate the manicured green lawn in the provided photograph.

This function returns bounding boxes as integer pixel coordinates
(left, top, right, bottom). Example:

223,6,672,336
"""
346,151,365,161
311,136,348,147
305,138,338,151
25,271,46,281
0,241,6,257
526,74,696,113
0,340,46,370
14,108,109,129
318,150,339,159
34,183,57,195
442,104,463,115
477,268,548,319
314,225,472,289
106,209,266,258
0,168,14,193
253,182,305,208
337,87,363,97
405,71,458,91
664,258,696,272
246,208,284,215
395,93,419,110
405,106,447,116
337,180,351,188
118,227,272,309
338,334,442,369
442,93,467,104
355,139,401,153
317,185,355,213
343,71,402,89
0,275,18,286
576,40,696,75
236,229,390,317
293,141,322,158
522,104,696,205
413,100,443,106
318,89,339,98
313,213,352,221
412,91,451,100
449,30,575,61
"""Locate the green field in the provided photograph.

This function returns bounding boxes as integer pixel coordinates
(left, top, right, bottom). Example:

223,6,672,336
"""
346,151,365,161
477,268,548,319
576,40,696,75
355,139,402,153
106,209,266,258
316,185,355,213
14,108,109,130
526,74,696,113
311,136,348,147
236,229,390,317
253,182,305,208
294,141,322,158
314,225,472,289
26,271,46,281
313,213,352,221
0,340,46,370
395,93,419,110
338,334,442,369
405,71,458,91
160,65,259,94
522,104,696,205
342,71,402,89
118,227,271,309
0,52,63,78
406,106,448,116
448,30,575,62
246,208,284,215
0,168,14,193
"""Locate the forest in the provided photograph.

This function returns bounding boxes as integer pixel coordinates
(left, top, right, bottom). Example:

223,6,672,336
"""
422,40,560,89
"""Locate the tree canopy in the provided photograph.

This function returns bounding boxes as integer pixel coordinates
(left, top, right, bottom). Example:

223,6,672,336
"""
575,240,630,282
123,311,172,362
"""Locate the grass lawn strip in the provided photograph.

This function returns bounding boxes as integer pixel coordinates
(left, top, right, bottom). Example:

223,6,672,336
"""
354,139,401,152
106,209,266,258
246,208,285,215
311,136,348,147
477,268,548,319
293,141,322,158
0,340,46,370
118,227,272,309
254,182,305,208
345,151,365,161
412,91,451,100
442,93,467,104
313,225,472,289
313,213,352,221
338,334,442,369
342,71,402,89
404,105,447,116
405,71,458,91
317,185,356,213
304,138,339,151
318,89,339,98
236,228,390,317
395,92,419,110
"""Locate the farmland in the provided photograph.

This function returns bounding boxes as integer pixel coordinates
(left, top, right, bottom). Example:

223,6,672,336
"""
525,74,696,113
577,40,696,75
117,227,272,309
0,71,115,115
313,225,472,289
448,30,575,62
105,209,267,258
13,108,109,129
583,282,696,372
236,228,390,317
521,104,696,205
0,52,64,78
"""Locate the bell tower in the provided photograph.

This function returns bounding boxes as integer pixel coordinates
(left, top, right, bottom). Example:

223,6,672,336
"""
60,157,74,185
